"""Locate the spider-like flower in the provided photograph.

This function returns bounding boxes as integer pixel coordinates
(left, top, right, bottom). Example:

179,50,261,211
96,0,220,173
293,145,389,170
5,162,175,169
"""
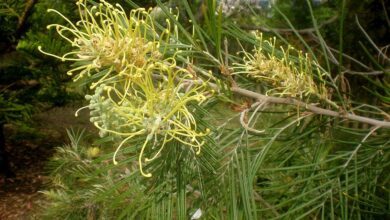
41,0,212,177
39,0,167,88
82,63,211,177
234,33,328,100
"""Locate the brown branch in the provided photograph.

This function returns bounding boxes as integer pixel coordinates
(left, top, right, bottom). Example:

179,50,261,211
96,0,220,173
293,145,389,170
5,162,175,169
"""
15,0,38,40
229,86,390,128
157,65,390,128
186,78,390,128
240,101,267,134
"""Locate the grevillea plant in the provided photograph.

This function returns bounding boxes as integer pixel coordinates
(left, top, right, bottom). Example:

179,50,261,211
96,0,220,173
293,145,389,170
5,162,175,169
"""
41,0,390,219
40,0,210,177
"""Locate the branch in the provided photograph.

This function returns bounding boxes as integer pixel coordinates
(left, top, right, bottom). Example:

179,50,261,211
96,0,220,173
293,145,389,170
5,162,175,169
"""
240,101,266,134
158,59,390,128
176,75,390,128
355,16,390,64
230,86,390,128
15,0,38,40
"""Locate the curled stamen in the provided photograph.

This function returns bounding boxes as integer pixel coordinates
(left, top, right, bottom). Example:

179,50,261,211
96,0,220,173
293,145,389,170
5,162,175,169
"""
139,139,152,177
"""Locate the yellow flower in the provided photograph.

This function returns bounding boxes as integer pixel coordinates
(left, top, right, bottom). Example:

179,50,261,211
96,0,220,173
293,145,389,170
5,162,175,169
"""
234,33,327,100
41,0,212,178
104,62,210,177
39,0,167,88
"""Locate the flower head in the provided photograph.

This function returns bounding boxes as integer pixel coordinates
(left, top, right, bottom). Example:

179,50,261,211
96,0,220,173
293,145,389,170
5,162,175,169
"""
41,0,212,177
234,33,328,100
39,0,167,86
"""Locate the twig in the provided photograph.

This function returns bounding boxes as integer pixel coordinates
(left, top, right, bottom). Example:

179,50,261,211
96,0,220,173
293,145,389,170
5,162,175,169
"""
355,16,390,63
157,67,390,128
341,70,385,76
320,42,371,69
15,0,37,40
230,86,390,128
240,101,266,134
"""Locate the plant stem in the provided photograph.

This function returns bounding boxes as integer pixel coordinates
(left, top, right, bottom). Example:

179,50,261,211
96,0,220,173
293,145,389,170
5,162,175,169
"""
230,86,390,128
167,72,390,128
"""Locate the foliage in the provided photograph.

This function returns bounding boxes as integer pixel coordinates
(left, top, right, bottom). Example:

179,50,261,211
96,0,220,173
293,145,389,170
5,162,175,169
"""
0,93,31,124
41,0,390,219
0,0,81,109
0,0,84,177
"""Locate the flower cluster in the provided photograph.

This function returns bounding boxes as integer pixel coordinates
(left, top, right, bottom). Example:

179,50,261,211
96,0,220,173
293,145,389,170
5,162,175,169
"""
40,0,210,177
234,33,328,100
39,0,164,85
